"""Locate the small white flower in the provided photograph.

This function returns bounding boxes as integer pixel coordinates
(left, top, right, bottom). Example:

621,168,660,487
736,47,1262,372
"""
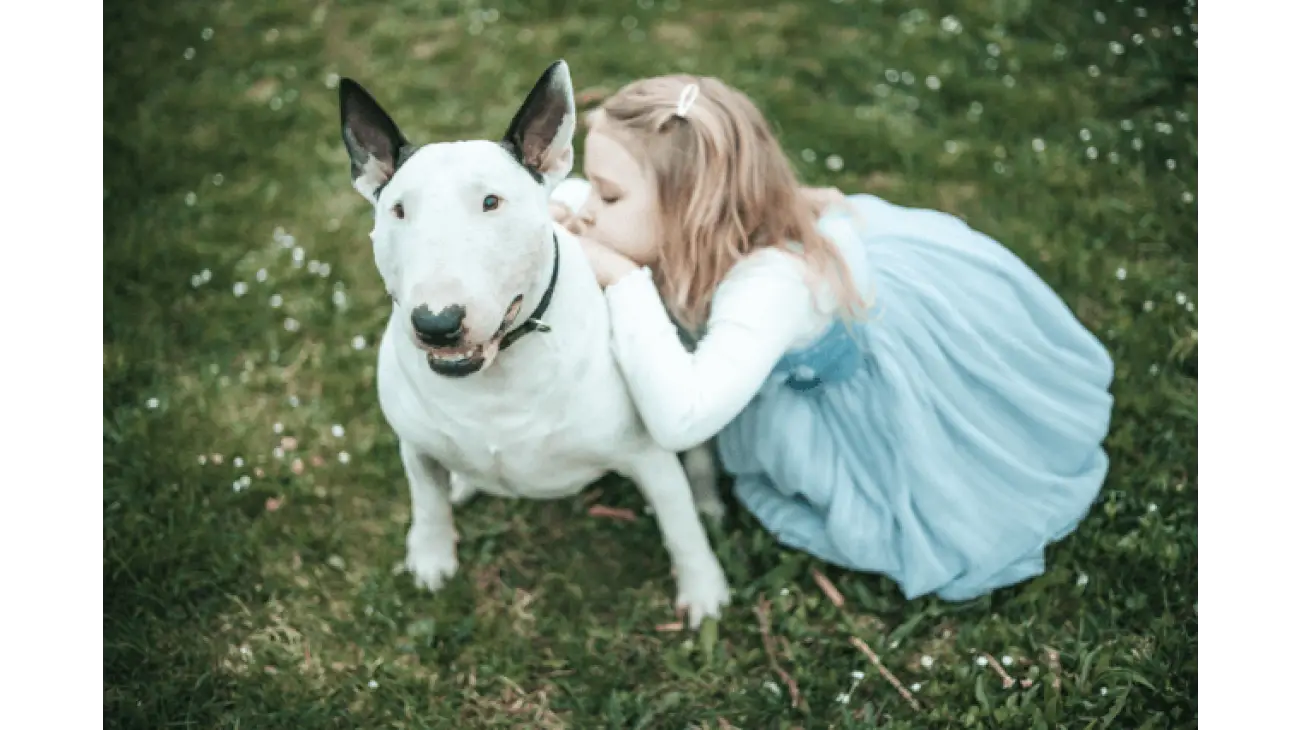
338,451,351,465
976,656,988,666
1031,138,1045,152
233,282,248,297
1182,192,1194,204
1147,503,1158,513
1143,300,1154,312
332,424,346,438
850,670,865,680
836,692,850,704
1001,655,1013,666
1115,267,1127,280
825,154,844,172
1077,573,1089,586
289,395,300,407
367,679,378,689
1079,129,1092,142
146,397,160,409
273,422,284,434
1100,686,1108,696
1149,364,1160,376
284,318,300,332
198,454,207,465
920,655,934,669
910,682,921,692
201,27,214,40
319,263,332,278
270,294,283,308
926,75,941,90
764,680,780,695
351,335,367,350
272,447,285,460
234,457,245,468
1175,292,1187,305
256,268,268,282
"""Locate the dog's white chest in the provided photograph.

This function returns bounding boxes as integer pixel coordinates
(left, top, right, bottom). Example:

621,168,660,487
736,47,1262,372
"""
377,325,631,499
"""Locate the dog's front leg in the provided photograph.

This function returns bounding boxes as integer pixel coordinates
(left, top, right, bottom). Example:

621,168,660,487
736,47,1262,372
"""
400,440,459,592
626,448,732,629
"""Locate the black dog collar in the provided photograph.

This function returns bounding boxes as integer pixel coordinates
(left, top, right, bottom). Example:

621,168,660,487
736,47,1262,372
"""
499,233,560,351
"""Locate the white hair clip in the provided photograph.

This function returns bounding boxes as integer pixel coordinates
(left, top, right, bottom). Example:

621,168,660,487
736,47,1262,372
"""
674,82,700,118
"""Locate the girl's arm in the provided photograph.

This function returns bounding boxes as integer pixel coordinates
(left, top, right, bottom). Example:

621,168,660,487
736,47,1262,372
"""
603,249,829,452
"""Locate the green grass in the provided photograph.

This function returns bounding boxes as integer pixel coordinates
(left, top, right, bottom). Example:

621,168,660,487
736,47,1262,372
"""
104,0,1197,727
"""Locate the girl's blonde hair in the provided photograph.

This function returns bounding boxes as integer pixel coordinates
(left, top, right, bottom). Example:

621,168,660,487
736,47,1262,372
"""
586,74,866,333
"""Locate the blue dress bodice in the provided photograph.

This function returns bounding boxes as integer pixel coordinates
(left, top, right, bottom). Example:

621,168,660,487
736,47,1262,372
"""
772,318,868,392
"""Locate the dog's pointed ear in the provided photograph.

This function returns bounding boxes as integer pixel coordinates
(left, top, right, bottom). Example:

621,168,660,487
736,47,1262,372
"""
339,78,411,204
502,60,576,190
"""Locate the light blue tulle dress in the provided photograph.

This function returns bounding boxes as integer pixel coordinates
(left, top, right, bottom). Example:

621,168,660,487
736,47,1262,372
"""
715,194,1115,601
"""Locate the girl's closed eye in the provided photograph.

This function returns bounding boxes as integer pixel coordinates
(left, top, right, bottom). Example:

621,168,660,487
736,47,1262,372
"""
601,195,620,205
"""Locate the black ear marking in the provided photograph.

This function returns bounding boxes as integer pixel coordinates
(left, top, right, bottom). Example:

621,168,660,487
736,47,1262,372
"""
339,78,412,201
501,60,576,186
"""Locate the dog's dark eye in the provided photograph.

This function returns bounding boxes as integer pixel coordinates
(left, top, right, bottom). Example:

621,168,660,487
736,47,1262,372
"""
392,202,406,220
482,194,501,212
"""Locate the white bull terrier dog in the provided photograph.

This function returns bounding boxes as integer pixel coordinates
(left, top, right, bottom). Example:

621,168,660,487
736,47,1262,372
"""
337,60,731,628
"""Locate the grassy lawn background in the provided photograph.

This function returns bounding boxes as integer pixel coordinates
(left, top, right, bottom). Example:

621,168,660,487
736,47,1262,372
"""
104,0,1197,727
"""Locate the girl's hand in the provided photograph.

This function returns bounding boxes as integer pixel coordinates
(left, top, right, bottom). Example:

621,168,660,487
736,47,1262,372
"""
578,235,639,289
549,202,585,236
800,186,848,215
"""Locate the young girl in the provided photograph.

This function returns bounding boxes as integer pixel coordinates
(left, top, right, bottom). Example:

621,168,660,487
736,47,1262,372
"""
549,74,1115,602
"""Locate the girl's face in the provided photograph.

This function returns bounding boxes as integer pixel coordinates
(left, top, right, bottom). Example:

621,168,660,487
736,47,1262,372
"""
575,128,661,267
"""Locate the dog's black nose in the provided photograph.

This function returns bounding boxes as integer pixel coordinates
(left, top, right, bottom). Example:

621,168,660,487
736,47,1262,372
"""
411,304,466,347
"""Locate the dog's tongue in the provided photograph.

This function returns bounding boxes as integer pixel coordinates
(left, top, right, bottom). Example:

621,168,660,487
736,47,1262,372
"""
479,339,502,369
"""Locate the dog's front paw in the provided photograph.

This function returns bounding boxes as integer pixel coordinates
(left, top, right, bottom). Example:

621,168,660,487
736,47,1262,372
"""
675,558,731,630
405,527,459,593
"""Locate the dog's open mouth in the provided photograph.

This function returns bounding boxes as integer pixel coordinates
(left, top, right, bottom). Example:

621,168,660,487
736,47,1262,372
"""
418,295,524,377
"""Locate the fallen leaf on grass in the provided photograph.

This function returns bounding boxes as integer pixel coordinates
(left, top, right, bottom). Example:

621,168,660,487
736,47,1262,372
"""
588,505,637,521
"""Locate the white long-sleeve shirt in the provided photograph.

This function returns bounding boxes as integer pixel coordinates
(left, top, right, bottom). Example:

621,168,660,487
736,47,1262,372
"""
603,250,834,452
